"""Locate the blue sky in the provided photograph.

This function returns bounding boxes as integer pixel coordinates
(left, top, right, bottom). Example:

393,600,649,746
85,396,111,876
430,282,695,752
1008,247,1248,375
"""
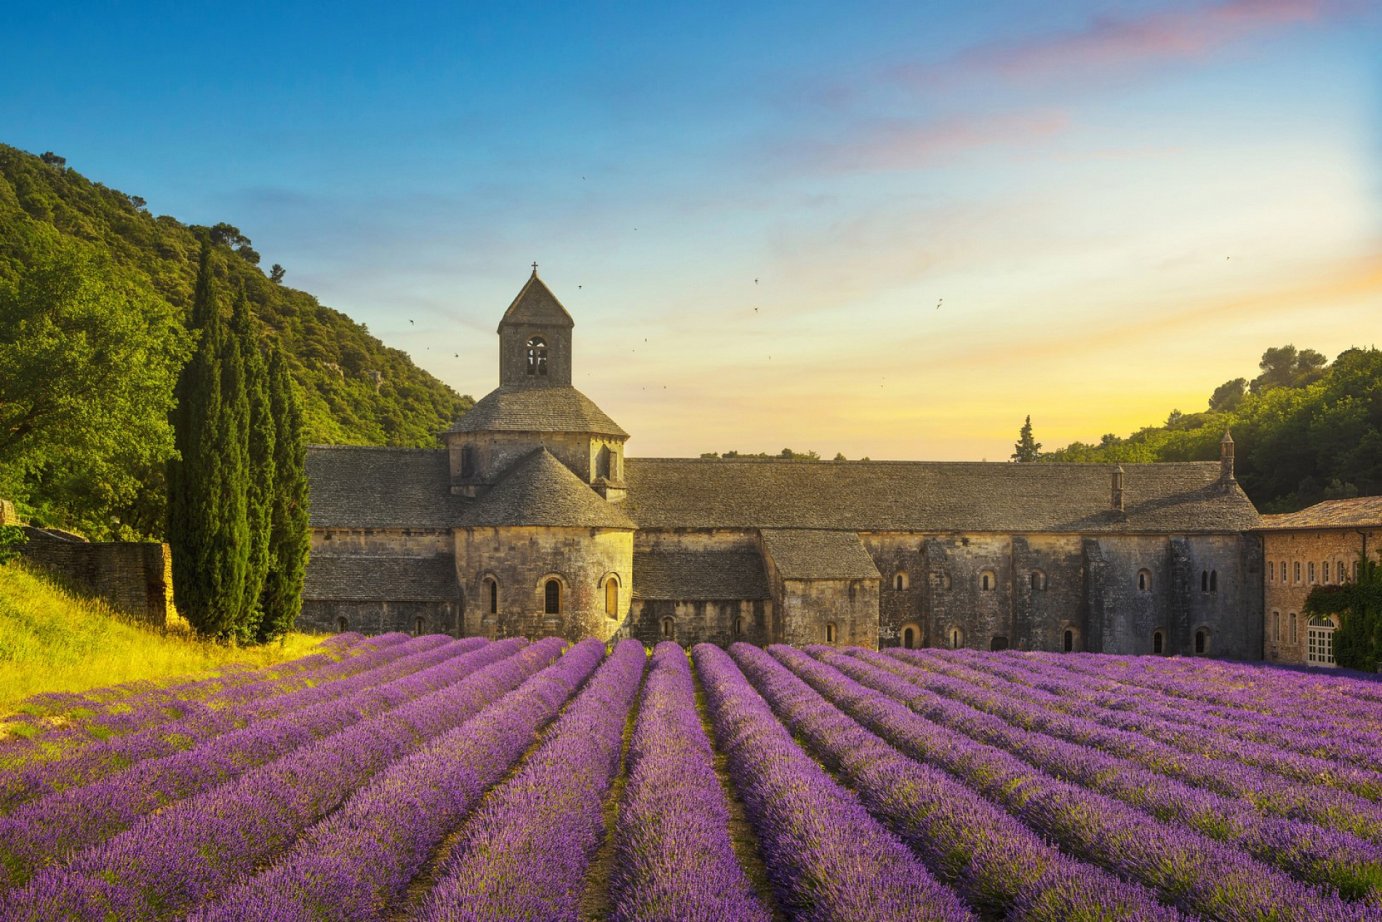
3,0,1379,458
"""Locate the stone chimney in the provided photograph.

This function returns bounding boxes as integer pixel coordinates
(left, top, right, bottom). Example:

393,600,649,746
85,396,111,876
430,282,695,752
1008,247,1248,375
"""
1111,465,1124,512
1219,429,1235,487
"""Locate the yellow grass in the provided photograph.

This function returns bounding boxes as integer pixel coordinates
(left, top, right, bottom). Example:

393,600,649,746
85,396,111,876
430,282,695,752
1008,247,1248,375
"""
0,562,325,717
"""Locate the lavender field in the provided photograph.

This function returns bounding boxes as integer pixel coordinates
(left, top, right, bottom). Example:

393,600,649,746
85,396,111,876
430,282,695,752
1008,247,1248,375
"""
1,632,1379,921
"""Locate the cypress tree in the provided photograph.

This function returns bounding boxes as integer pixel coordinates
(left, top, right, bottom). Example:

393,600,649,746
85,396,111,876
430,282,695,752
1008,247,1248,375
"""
168,240,248,637
233,288,275,638
218,276,252,639
257,341,310,641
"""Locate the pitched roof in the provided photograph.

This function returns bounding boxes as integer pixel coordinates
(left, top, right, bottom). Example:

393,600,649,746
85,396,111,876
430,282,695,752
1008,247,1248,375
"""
633,547,770,600
1256,496,1382,531
622,459,1260,533
497,272,574,330
760,529,881,580
458,449,635,529
450,385,628,438
306,446,461,529
304,555,457,601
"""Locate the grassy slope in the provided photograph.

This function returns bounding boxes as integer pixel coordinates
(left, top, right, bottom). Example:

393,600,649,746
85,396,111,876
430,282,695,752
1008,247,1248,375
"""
0,563,324,717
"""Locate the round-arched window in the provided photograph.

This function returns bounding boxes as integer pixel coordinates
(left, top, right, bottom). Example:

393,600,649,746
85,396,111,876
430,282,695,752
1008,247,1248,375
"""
526,337,548,376
544,578,561,615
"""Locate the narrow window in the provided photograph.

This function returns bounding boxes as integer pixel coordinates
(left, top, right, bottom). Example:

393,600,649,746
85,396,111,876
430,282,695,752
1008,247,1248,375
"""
336,616,349,633
949,627,962,649
1321,560,1329,584
661,616,675,640
894,571,908,591
979,570,995,591
826,622,838,644
1280,560,1286,582
485,578,498,615
990,635,1009,651
1152,631,1164,654
526,337,548,376
460,445,476,479
902,626,916,649
1201,570,1208,593
1194,629,1208,655
1209,570,1217,593
1272,610,1281,642
605,578,618,618
1336,560,1345,583
414,616,425,636
1294,561,1301,583
1063,629,1074,652
733,615,744,637
1030,570,1047,591
1137,569,1152,592
1268,561,1274,583
1289,612,1297,644
544,578,561,615
1308,562,1316,584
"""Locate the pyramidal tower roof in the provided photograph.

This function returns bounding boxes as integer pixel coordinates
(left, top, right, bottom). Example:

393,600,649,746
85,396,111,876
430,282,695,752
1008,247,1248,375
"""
459,448,635,529
497,268,574,331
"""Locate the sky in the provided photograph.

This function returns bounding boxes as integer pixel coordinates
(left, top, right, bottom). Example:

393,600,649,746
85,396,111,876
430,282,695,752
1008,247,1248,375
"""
3,0,1379,460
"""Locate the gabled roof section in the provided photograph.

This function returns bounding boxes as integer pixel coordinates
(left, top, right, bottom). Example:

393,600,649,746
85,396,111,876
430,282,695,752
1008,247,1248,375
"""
450,385,628,438
497,272,574,331
306,446,462,529
622,459,1261,533
760,529,881,580
633,547,770,600
1257,496,1382,531
459,449,635,529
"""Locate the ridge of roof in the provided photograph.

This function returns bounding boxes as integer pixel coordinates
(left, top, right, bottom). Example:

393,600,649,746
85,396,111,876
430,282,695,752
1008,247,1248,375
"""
497,272,574,331
459,448,635,529
450,384,628,438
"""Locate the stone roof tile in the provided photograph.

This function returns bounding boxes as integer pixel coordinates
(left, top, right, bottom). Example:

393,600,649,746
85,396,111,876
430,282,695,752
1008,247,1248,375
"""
304,555,457,601
458,449,636,529
633,547,770,600
1256,496,1382,531
306,446,460,529
497,273,574,330
449,385,628,438
760,529,881,580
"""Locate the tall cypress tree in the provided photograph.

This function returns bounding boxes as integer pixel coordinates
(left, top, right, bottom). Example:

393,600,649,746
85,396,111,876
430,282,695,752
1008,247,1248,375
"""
257,341,309,642
168,240,249,637
218,275,251,639
233,288,274,638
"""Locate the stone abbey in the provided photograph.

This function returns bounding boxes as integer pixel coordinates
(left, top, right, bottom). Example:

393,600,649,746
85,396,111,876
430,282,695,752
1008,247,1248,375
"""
301,270,1319,659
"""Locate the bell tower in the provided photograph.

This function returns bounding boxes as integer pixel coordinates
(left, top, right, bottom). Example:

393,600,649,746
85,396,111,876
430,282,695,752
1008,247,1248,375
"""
497,264,574,387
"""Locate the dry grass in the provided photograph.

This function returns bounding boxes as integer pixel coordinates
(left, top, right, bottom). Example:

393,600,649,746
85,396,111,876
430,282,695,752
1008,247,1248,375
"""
0,562,325,718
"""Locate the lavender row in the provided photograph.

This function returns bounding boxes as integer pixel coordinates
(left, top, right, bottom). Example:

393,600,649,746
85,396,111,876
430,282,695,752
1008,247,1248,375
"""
0,632,422,773
419,639,647,921
790,648,1375,921
1030,650,1382,733
0,633,479,815
734,644,1182,920
0,637,562,921
693,643,974,922
931,647,1382,771
0,637,514,891
848,650,1381,901
190,638,608,922
882,648,1382,842
608,643,769,922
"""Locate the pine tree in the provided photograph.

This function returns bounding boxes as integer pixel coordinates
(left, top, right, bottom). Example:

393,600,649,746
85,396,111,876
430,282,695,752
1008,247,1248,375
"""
168,240,249,637
257,341,310,642
1011,415,1042,462
233,288,275,638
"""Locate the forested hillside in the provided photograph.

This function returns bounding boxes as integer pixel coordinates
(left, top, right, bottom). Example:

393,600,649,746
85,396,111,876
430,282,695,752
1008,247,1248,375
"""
1043,345,1382,513
0,144,472,538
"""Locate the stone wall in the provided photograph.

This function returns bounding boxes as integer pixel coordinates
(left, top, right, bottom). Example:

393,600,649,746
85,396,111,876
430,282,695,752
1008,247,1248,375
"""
629,598,770,646
1262,527,1378,665
299,599,459,636
311,528,452,556
18,528,170,626
456,524,631,642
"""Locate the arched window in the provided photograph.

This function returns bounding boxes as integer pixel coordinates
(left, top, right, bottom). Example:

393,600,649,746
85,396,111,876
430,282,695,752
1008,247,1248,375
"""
1063,629,1074,652
901,625,917,649
1152,630,1164,654
544,578,561,615
1293,561,1301,583
336,616,349,633
1268,560,1275,583
1137,569,1152,592
604,578,619,618
979,570,996,591
826,622,838,644
1209,570,1217,593
660,616,675,640
1272,610,1281,642
1201,570,1209,593
1280,560,1286,582
1308,562,1316,584
1337,560,1346,583
990,635,1009,651
484,577,498,616
1289,611,1297,644
460,445,477,479
1321,560,1329,584
414,616,425,636
1307,614,1337,666
733,615,744,637
894,571,908,591
949,627,962,649
1194,628,1210,655
1030,570,1047,591
526,337,548,376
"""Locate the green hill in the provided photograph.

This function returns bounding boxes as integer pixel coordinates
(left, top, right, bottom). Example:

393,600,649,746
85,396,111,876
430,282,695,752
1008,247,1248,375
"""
1042,345,1382,513
0,143,472,537
0,562,323,719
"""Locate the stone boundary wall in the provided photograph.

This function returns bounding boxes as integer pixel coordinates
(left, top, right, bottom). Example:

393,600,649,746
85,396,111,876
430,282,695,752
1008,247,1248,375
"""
18,527,170,627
